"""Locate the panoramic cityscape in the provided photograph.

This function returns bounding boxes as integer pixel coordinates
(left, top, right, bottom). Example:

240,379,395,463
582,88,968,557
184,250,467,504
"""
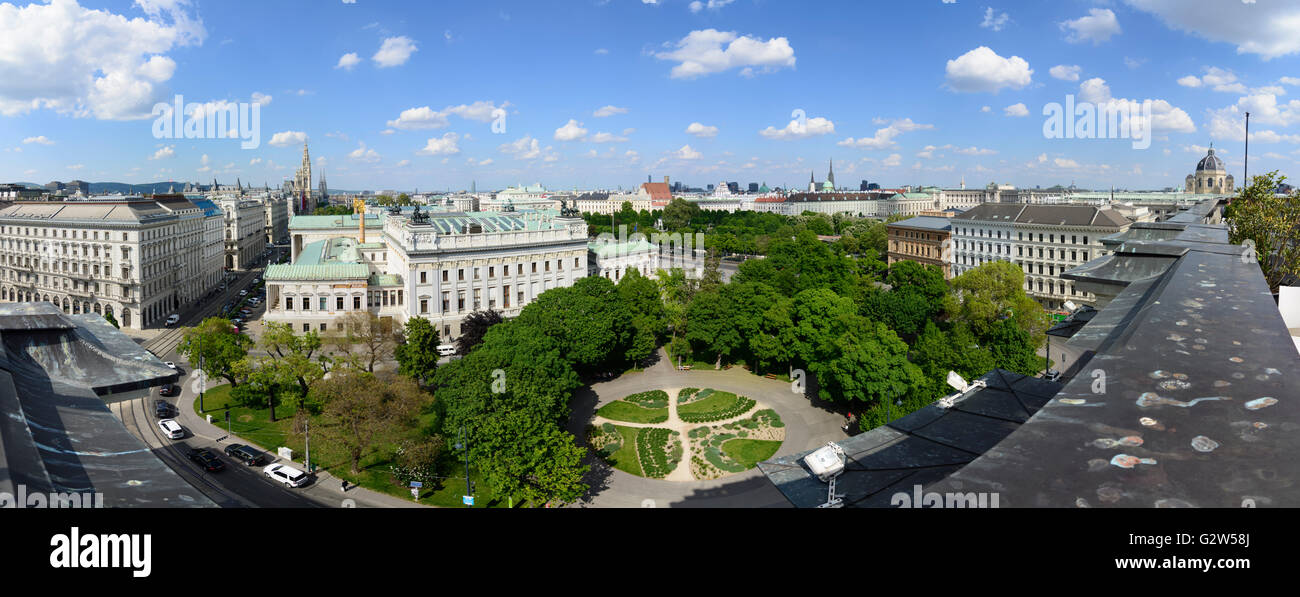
1,1,1298,576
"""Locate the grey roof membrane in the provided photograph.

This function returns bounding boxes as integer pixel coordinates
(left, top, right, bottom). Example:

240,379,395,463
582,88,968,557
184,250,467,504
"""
0,303,211,507
758,370,1062,508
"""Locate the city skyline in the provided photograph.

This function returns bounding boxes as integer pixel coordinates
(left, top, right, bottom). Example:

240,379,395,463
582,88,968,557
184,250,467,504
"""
3,0,1300,191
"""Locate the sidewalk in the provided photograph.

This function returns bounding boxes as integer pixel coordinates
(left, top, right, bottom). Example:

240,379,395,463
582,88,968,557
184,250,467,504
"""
177,375,429,509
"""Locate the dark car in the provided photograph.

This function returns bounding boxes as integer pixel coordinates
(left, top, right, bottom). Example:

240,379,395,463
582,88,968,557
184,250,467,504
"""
223,443,266,466
159,384,180,397
154,400,173,418
186,447,226,472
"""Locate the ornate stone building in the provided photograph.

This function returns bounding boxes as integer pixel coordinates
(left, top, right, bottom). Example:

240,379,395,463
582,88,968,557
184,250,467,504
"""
1185,145,1234,194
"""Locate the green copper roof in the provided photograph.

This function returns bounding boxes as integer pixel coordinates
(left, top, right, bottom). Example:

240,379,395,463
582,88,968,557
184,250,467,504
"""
265,263,370,281
368,273,403,286
289,213,384,230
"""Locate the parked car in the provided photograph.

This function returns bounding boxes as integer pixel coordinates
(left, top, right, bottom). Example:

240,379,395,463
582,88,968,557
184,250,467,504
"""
239,290,248,296
224,443,266,466
157,419,184,440
154,400,173,418
264,463,309,488
159,384,180,397
165,314,180,326
437,344,458,357
164,361,177,370
186,448,225,472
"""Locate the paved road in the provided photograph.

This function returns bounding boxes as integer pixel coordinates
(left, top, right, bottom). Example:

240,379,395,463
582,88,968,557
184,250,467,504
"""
568,349,847,508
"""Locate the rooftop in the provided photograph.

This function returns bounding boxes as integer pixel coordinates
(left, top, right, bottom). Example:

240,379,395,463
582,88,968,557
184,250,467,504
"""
888,215,954,232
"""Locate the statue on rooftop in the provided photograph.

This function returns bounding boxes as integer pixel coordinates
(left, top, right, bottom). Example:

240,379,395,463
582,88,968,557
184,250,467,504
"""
411,204,430,224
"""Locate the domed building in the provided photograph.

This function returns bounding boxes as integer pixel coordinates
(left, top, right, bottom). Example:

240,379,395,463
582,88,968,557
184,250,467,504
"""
1185,145,1234,194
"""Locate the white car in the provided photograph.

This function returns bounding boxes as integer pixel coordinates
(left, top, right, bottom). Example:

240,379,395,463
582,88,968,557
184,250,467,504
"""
158,419,184,440
164,361,177,370
165,314,180,326
437,344,457,357
264,463,309,488
239,290,248,296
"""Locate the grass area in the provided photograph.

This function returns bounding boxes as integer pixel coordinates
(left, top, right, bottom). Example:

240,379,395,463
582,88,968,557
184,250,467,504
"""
677,390,756,423
636,428,681,479
605,425,642,477
596,400,668,424
194,384,509,507
721,439,782,469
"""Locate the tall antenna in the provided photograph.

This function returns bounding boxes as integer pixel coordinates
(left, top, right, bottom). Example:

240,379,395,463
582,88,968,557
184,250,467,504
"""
1244,112,1251,190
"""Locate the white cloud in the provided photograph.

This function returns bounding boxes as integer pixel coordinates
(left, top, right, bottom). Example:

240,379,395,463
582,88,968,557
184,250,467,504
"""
349,141,382,162
1177,75,1203,88
1004,103,1029,117
0,0,206,119
981,106,991,113
1126,0,1300,60
386,101,508,130
882,153,902,167
836,118,933,149
499,135,542,160
593,105,628,118
655,29,796,79
1050,65,1081,82
417,133,461,156
395,159,410,167
1061,8,1121,44
1077,78,1197,134
686,122,719,138
590,131,628,143
554,119,588,141
980,7,1010,32
251,92,272,106
945,46,1033,93
335,52,361,70
22,136,54,145
149,145,174,160
689,0,734,13
1054,158,1081,168
269,131,308,147
674,145,703,160
372,36,417,67
759,116,835,139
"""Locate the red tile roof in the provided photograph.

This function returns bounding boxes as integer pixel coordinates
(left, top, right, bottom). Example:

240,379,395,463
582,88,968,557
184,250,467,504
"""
640,182,671,201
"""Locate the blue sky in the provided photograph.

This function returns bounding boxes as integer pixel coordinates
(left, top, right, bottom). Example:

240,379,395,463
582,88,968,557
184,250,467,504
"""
3,0,1300,192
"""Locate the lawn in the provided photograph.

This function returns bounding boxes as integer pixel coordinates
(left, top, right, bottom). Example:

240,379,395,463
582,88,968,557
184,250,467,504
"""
677,390,755,423
721,439,783,469
596,400,668,424
194,384,510,507
605,425,642,477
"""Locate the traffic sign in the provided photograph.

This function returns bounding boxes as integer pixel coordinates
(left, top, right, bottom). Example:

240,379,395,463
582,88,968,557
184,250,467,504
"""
409,481,423,488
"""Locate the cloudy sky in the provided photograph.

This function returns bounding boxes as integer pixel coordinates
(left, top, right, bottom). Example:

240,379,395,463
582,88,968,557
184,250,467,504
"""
2,0,1300,191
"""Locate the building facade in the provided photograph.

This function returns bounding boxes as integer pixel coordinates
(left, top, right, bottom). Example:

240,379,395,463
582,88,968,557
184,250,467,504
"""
952,203,1132,310
0,197,223,329
887,215,954,279
219,198,267,271
1185,146,1234,194
265,208,589,341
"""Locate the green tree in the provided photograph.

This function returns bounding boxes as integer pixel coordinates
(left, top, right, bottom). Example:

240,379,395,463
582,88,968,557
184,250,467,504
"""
945,261,1048,342
617,268,666,339
103,312,119,329
734,230,858,297
475,413,589,506
910,321,996,400
455,309,504,356
178,317,253,388
313,369,427,473
395,316,440,384
327,311,402,373
516,276,632,370
662,198,700,231
1226,171,1300,292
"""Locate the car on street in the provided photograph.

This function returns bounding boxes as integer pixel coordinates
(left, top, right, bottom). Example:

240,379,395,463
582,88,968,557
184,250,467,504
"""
165,314,180,326
231,318,243,325
185,447,225,472
154,400,173,418
164,361,177,370
1045,370,1062,382
264,463,310,488
159,384,180,397
158,419,184,439
239,290,248,296
224,443,266,466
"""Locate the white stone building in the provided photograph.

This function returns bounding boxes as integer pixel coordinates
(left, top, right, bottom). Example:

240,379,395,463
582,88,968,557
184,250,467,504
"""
218,198,268,270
